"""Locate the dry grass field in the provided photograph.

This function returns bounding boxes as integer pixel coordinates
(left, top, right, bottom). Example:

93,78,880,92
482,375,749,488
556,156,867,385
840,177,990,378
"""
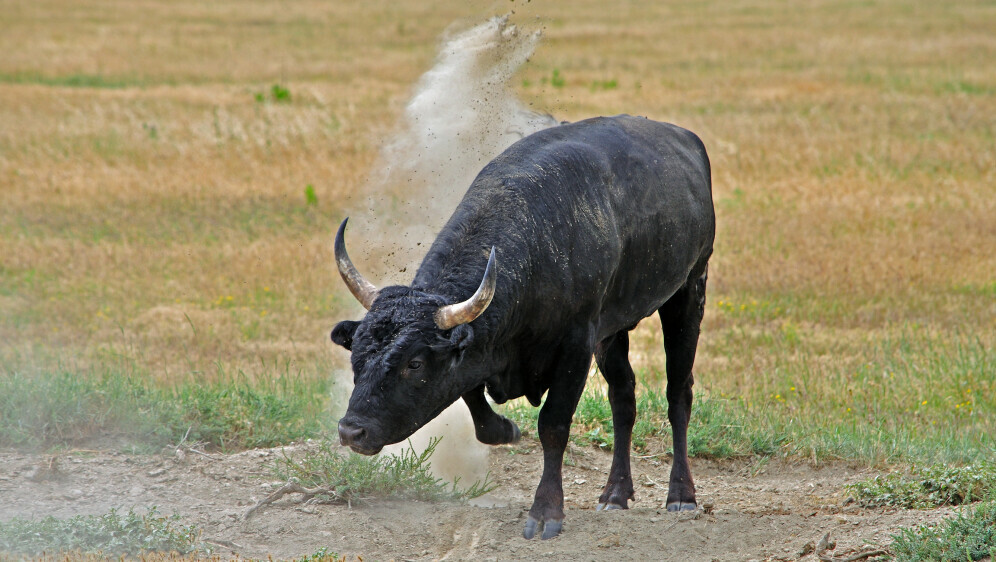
1,0,995,558
3,0,993,452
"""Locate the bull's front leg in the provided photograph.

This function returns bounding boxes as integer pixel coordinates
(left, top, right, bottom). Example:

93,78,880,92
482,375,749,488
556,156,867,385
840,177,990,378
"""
462,384,521,445
523,349,591,540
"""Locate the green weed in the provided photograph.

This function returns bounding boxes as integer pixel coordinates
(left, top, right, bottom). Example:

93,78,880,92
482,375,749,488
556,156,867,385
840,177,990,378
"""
0,507,201,557
255,83,292,103
849,464,996,509
296,546,344,561
891,495,996,561
272,437,496,504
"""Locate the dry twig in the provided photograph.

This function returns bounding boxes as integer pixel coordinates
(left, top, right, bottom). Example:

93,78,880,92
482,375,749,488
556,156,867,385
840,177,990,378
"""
242,481,335,521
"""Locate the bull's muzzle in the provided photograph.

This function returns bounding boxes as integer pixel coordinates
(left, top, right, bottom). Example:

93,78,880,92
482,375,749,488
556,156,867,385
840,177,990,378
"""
337,418,382,455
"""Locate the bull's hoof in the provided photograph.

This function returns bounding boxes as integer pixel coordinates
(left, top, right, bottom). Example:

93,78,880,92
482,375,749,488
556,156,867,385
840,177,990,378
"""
508,420,522,443
476,417,521,445
523,515,563,540
666,501,697,512
596,484,633,511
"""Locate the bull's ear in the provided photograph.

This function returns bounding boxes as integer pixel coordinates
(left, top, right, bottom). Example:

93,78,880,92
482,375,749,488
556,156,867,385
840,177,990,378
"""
451,323,474,353
449,324,474,351
331,320,360,351
445,324,474,369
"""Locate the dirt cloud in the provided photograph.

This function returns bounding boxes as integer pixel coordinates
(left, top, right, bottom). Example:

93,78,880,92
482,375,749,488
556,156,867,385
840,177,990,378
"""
347,15,557,281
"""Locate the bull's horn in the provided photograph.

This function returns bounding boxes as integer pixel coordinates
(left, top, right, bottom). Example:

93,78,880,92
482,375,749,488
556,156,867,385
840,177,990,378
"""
334,218,380,310
435,247,497,330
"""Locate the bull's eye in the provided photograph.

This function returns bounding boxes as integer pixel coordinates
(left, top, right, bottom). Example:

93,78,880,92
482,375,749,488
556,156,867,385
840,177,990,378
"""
407,359,423,371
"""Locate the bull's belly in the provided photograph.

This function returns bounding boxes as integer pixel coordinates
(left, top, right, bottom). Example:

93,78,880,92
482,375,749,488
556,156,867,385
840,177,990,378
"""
595,281,683,341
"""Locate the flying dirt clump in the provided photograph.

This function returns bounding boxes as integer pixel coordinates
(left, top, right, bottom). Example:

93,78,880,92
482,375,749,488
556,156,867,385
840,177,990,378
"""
337,15,556,491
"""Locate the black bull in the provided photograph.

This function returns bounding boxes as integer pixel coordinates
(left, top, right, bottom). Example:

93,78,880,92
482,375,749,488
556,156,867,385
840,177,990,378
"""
330,115,715,540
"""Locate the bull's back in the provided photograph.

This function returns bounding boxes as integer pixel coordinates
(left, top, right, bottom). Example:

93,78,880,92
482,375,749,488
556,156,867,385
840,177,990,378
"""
420,115,714,340
497,116,712,332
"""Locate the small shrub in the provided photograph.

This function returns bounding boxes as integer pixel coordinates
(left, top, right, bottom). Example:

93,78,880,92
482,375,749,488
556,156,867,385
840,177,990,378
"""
891,496,996,561
272,437,496,504
0,507,201,556
849,463,996,509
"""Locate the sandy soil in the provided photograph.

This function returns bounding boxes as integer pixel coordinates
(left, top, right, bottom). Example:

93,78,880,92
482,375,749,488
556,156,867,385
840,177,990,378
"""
0,442,951,561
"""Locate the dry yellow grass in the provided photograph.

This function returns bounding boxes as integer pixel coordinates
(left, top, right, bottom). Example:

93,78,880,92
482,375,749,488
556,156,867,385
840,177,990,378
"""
1,0,993,404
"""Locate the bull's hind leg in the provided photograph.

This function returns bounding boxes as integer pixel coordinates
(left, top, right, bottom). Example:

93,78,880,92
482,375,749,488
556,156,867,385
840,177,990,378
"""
462,385,521,445
594,330,637,510
658,264,708,512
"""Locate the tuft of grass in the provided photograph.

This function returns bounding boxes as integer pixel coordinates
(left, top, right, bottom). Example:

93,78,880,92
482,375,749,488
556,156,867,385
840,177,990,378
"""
304,184,318,206
891,495,996,561
255,83,292,103
0,366,332,451
539,68,565,88
686,395,787,458
0,507,201,557
296,547,344,561
848,464,996,509
272,437,496,504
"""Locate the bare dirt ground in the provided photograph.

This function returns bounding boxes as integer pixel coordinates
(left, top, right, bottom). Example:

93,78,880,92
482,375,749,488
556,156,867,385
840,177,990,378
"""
0,442,950,561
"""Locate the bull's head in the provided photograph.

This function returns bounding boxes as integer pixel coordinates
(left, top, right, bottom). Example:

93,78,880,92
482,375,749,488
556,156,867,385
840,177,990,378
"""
330,218,496,455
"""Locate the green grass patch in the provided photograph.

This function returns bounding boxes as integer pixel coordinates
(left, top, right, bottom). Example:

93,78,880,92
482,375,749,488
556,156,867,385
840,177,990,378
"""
503,388,785,459
295,547,344,561
0,72,145,89
699,321,995,465
272,437,496,504
0,364,333,451
0,507,201,557
255,83,292,103
891,496,996,561
849,464,996,509
502,339,994,466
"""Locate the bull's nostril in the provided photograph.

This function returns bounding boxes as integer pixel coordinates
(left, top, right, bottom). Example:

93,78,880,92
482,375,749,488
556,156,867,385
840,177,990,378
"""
338,420,366,446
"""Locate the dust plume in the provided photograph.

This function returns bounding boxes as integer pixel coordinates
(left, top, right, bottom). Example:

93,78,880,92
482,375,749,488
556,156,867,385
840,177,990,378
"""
379,402,490,488
337,16,556,490
348,15,558,281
